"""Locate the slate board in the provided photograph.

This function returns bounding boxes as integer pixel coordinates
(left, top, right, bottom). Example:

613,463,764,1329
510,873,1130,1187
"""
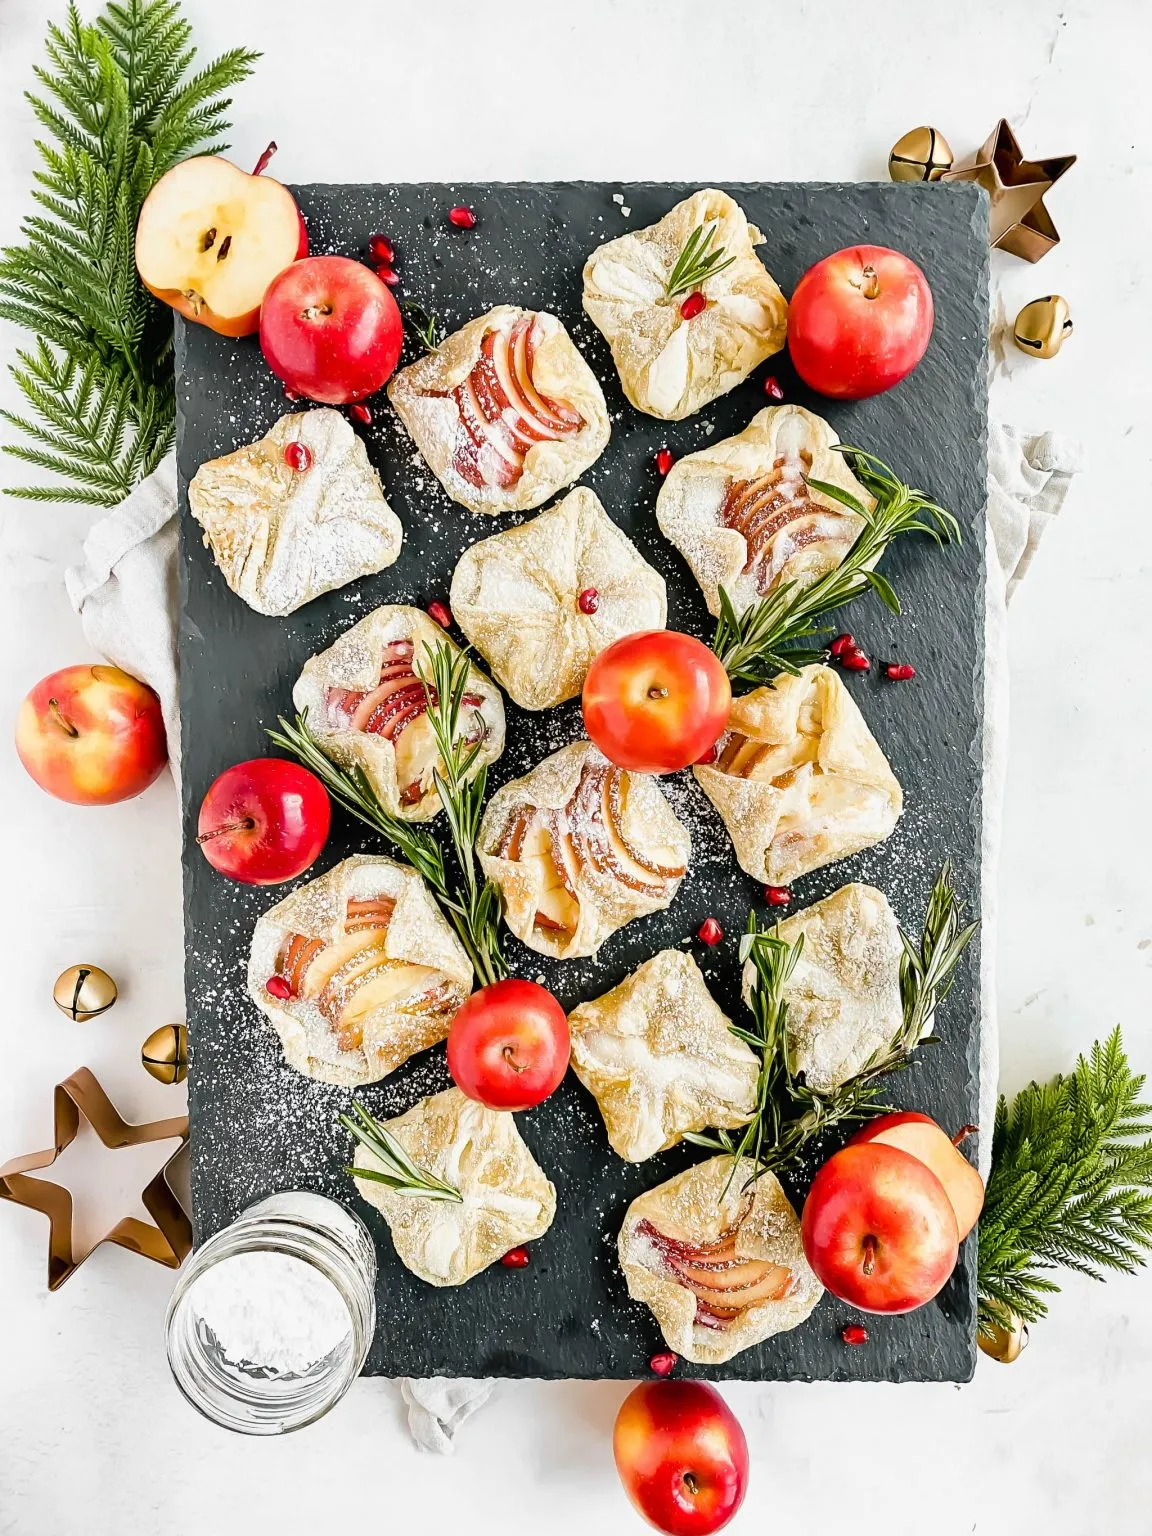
175,181,988,1383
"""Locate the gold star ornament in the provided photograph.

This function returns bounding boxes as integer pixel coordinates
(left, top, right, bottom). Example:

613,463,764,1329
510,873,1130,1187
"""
941,118,1075,261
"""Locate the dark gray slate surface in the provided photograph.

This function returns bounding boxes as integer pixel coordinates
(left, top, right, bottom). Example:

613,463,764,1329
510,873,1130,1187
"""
175,181,988,1383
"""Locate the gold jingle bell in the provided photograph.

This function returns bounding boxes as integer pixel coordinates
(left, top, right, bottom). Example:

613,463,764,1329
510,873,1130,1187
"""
141,1024,189,1085
1013,295,1073,359
52,964,118,1021
889,126,954,183
978,1311,1030,1364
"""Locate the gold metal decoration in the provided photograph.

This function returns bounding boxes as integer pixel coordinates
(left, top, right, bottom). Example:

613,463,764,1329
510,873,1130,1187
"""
1013,295,1073,358
52,964,118,1021
978,1312,1030,1364
0,1067,190,1291
142,1024,189,1085
889,126,953,183
941,119,1076,262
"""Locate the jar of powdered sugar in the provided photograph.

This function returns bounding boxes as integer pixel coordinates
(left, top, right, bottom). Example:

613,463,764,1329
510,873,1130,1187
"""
165,1191,377,1434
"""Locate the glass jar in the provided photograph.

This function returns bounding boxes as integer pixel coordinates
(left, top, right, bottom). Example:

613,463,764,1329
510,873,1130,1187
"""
165,1191,376,1435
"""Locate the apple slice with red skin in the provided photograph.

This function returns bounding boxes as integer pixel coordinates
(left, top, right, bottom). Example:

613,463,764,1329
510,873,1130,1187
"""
849,1111,985,1241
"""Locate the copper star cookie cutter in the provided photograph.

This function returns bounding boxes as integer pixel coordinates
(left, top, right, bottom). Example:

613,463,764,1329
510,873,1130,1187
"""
941,118,1076,262
0,1067,191,1291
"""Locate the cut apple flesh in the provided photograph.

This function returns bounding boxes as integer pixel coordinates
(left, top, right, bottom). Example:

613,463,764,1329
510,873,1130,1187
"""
717,450,854,597
636,1217,794,1328
497,807,581,936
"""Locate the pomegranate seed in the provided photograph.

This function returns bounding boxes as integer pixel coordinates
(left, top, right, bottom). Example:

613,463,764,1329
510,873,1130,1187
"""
448,205,477,229
376,265,401,288
501,1247,530,1268
842,1324,869,1346
649,1352,678,1377
349,403,372,425
428,600,453,629
763,375,785,401
283,441,312,473
368,233,395,265
885,662,916,682
265,976,293,1000
679,290,706,320
765,885,792,907
828,633,856,658
697,917,723,946
840,647,871,672
577,587,599,615
656,447,675,476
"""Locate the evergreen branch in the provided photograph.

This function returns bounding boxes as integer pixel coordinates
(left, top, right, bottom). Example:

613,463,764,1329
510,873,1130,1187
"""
340,1100,462,1203
664,219,736,299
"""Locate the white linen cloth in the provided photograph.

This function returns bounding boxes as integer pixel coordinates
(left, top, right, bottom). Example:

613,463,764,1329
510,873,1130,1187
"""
63,422,1082,1447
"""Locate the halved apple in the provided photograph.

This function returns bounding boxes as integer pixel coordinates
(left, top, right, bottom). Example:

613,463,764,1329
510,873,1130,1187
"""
136,155,307,337
849,1111,985,1241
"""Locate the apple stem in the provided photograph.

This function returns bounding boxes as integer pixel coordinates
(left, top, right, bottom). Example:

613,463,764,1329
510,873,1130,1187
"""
252,140,278,177
952,1123,979,1147
861,265,881,300
47,698,78,738
683,1473,699,1497
647,685,669,700
501,1044,529,1075
302,304,334,321
195,818,256,845
862,1235,877,1276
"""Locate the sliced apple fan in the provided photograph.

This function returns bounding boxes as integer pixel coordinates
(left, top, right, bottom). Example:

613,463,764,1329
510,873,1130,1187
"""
477,741,690,961
188,409,403,617
387,304,610,515
248,855,472,1087
292,604,506,823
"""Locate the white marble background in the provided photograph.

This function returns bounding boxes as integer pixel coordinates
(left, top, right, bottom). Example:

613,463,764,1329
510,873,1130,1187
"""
1,1,1149,1531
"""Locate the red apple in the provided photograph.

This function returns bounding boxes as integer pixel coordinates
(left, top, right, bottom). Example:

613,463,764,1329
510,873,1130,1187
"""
787,244,934,399
259,256,403,404
614,1381,748,1536
16,664,167,806
801,1142,959,1313
197,759,331,885
447,978,570,1111
582,631,732,775
849,1111,985,1240
135,155,307,338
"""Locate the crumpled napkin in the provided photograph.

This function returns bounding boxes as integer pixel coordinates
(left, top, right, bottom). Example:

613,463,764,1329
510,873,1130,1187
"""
63,421,1083,1447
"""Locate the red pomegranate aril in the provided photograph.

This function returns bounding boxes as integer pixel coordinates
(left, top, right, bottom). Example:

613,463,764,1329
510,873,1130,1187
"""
501,1247,530,1269
885,662,916,682
841,647,870,672
577,587,600,615
428,600,453,629
283,441,312,473
842,1324,869,1346
679,290,706,320
349,402,372,425
368,233,395,265
649,1352,678,1377
763,375,785,401
448,205,477,229
697,917,723,946
265,975,293,1000
376,265,401,288
765,885,792,907
828,633,856,658
656,447,675,476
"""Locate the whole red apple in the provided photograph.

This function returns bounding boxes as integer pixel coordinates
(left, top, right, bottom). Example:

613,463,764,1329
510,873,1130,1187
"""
259,255,403,404
582,631,732,774
447,978,570,1111
16,664,167,806
788,244,934,399
197,759,331,885
614,1380,748,1536
849,1111,985,1240
801,1141,959,1313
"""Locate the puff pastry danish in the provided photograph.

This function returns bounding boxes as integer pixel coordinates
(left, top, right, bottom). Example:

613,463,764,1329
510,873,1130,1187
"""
352,1086,557,1287
449,486,667,711
582,189,788,421
744,883,904,1093
188,408,403,616
568,949,758,1162
477,741,690,960
618,1155,823,1364
656,404,872,618
694,665,903,884
293,604,505,822
387,304,610,515
248,854,472,1087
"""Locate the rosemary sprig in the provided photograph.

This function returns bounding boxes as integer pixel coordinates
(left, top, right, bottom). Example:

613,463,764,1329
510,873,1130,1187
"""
340,1100,462,1203
712,447,962,686
664,219,736,300
400,298,442,351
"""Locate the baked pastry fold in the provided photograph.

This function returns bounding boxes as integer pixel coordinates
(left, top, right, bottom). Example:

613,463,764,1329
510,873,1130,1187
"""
450,486,667,711
248,854,472,1087
387,304,610,515
618,1155,823,1365
582,189,788,421
293,604,505,823
743,883,904,1093
352,1087,556,1286
188,408,403,616
655,404,872,618
477,741,690,960
694,664,903,884
568,949,758,1161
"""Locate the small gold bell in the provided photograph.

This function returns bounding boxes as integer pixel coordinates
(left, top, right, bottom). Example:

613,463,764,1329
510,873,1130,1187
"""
52,964,118,1021
978,1312,1030,1364
889,126,954,183
1013,295,1073,358
141,1024,189,1085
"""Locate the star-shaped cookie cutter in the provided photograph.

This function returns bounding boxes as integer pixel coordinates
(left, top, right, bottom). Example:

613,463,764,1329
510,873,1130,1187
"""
941,118,1076,262
0,1067,191,1291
